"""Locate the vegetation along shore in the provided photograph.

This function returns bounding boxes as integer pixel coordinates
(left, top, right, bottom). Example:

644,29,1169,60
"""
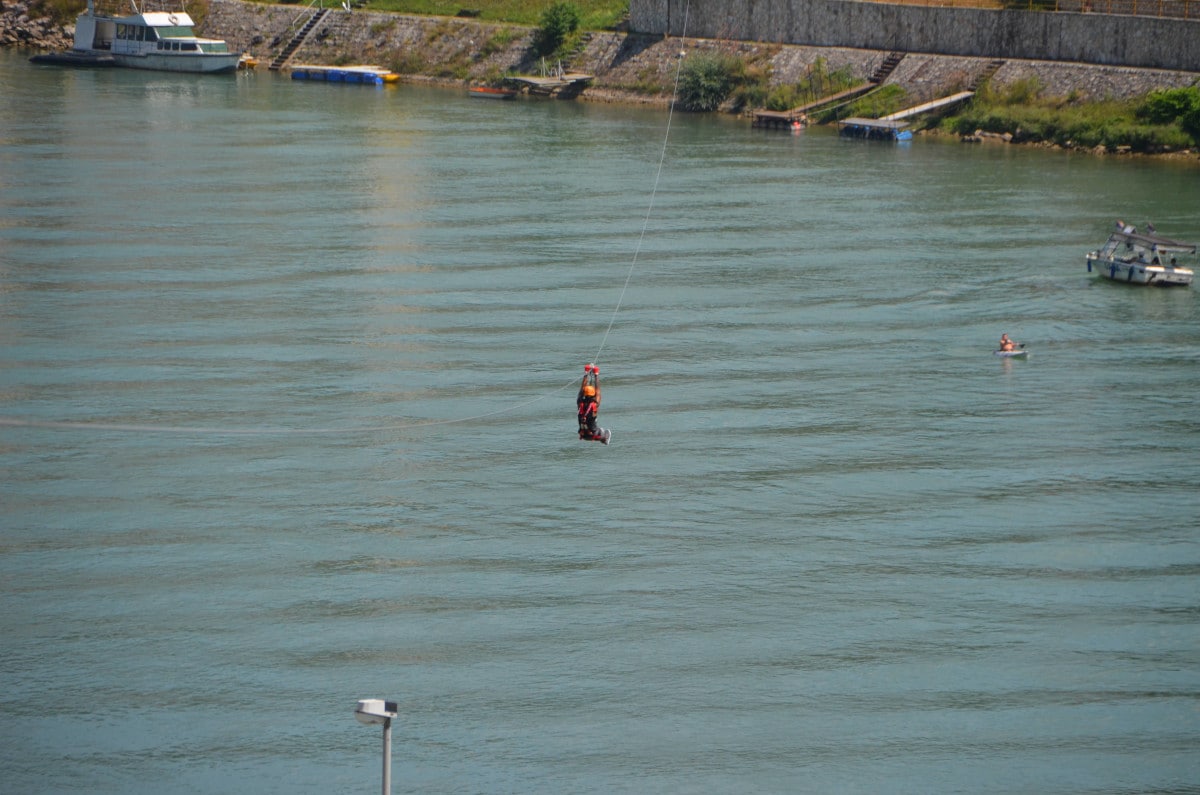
9,0,1200,157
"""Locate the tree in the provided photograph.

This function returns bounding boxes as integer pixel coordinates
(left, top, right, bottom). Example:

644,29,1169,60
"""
532,2,581,58
678,53,741,112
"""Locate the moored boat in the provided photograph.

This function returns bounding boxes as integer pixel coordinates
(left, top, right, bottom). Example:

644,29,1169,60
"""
32,0,241,74
469,85,518,99
1086,221,1195,287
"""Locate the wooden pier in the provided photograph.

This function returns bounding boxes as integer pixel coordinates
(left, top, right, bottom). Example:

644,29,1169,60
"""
751,83,880,129
751,110,807,130
508,73,593,97
880,91,975,121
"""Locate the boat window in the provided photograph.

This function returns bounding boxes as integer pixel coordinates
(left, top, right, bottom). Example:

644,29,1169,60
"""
116,24,126,38
181,43,197,51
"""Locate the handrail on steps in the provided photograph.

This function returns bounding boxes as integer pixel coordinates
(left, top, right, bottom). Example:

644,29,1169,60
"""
287,0,326,36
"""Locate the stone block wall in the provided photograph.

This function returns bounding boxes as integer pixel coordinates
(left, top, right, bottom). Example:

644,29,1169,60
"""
630,0,1200,73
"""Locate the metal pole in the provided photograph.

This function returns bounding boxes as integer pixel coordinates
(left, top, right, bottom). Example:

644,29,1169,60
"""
381,717,392,795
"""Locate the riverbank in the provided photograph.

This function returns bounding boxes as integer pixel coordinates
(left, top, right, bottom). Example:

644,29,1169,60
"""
1,0,72,50
199,1,1199,104
7,0,1199,157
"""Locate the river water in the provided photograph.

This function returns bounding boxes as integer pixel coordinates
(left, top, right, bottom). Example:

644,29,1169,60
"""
2,50,1199,794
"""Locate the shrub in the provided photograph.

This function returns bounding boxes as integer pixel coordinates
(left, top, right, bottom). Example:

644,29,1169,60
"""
1136,87,1200,140
677,52,745,112
389,51,427,74
1136,87,1199,125
531,2,581,58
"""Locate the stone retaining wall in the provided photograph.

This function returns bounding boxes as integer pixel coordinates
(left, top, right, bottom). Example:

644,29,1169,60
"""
631,0,1200,73
201,0,1197,106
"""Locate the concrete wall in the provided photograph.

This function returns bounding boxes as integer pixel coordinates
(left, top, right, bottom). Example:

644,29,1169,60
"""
629,0,1200,73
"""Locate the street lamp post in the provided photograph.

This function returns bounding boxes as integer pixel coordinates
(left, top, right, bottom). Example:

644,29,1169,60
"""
355,698,399,795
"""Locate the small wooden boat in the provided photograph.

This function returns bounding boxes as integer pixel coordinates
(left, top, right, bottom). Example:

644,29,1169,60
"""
469,85,517,99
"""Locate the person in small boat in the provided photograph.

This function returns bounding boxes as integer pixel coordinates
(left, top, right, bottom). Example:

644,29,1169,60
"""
999,333,1017,352
577,364,603,441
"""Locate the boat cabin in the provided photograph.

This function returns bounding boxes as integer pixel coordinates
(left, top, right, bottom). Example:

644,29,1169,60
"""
1087,227,1196,286
74,10,230,55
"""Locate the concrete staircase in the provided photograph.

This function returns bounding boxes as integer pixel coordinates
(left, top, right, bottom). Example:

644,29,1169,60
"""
870,51,906,84
969,59,1006,91
269,7,330,71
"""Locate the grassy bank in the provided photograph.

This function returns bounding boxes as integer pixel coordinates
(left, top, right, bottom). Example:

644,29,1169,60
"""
936,78,1200,153
673,50,1198,153
331,0,627,29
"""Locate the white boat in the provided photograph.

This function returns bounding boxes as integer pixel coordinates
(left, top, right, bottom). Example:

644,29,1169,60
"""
66,0,241,74
1086,222,1196,287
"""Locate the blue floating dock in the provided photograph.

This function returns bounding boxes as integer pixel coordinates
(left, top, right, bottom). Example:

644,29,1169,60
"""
288,64,397,85
837,117,913,141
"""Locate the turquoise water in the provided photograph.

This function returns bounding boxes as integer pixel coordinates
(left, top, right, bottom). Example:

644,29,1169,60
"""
2,50,1199,793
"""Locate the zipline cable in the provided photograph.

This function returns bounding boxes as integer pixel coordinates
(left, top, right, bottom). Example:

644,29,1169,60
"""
1,3,693,438
592,0,691,367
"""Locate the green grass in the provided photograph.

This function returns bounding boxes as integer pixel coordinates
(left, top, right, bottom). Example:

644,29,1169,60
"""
30,0,211,28
355,0,628,29
940,77,1199,153
766,58,863,113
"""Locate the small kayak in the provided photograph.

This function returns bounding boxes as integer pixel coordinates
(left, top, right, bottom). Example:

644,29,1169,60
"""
994,349,1029,358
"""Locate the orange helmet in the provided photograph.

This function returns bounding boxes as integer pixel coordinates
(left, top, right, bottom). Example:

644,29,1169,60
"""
582,385,596,397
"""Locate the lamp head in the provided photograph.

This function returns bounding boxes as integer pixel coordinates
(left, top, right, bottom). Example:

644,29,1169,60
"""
355,698,398,725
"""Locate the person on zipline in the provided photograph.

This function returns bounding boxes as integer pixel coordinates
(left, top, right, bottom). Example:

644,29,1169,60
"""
577,363,606,443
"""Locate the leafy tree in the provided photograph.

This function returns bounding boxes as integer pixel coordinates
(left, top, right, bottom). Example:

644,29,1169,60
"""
678,53,743,112
1137,87,1200,141
1136,87,1198,124
532,2,581,58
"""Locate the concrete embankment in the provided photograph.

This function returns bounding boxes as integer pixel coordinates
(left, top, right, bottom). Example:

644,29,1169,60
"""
206,0,1199,107
7,0,1198,108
